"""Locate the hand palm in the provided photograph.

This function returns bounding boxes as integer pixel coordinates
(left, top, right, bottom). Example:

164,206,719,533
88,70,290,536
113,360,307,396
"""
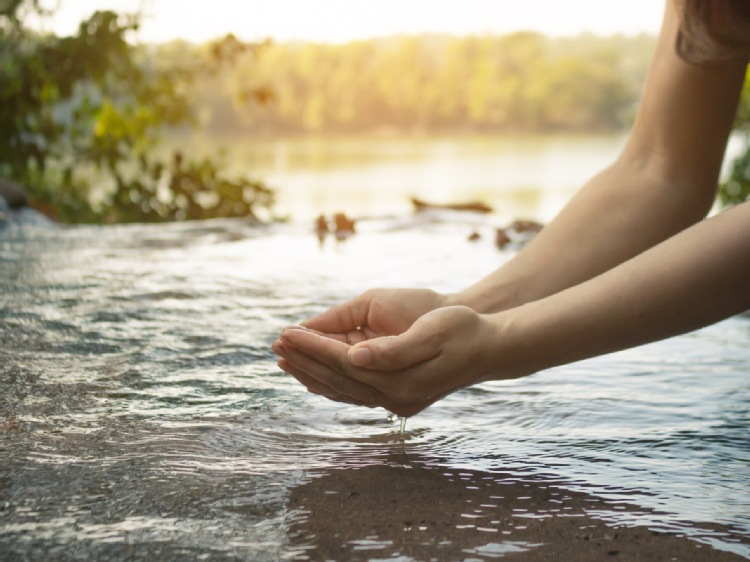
302,288,447,344
361,297,425,338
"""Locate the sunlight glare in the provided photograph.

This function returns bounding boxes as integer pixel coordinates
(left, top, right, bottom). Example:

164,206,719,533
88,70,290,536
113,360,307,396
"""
46,0,662,43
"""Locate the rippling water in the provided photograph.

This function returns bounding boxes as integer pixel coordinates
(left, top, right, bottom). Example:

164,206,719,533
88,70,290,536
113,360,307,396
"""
1,216,749,561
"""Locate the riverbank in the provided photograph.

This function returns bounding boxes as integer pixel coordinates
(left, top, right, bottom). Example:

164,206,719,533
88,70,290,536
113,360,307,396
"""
0,179,55,228
2,212,748,561
289,460,748,561
0,178,27,225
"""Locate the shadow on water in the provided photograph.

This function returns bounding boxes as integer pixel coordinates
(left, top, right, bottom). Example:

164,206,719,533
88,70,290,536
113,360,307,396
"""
285,448,749,562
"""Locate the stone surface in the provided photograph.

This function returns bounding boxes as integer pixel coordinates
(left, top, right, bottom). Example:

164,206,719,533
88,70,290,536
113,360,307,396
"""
0,178,28,209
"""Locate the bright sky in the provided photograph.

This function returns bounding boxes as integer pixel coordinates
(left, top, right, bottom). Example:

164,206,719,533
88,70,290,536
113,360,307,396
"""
44,0,664,43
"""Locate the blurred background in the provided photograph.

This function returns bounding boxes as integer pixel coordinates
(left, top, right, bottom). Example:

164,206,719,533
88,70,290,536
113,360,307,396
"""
1,0,748,225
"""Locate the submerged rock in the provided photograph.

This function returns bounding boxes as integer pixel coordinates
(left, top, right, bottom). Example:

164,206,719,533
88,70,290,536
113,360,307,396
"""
0,194,10,227
314,212,357,244
333,212,356,234
0,179,53,230
0,178,28,209
495,219,544,249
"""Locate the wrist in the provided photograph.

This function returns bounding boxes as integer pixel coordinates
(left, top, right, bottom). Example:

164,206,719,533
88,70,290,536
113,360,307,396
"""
481,304,552,382
452,279,526,314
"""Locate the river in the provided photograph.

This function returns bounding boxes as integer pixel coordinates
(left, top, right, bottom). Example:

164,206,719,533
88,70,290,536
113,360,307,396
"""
174,133,633,222
1,133,749,560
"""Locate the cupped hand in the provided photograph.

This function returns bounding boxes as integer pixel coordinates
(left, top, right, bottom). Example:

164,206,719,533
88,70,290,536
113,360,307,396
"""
300,288,455,345
273,305,506,417
273,287,452,408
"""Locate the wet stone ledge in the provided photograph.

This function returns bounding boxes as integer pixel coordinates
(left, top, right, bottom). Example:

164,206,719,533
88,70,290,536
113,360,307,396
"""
0,179,53,228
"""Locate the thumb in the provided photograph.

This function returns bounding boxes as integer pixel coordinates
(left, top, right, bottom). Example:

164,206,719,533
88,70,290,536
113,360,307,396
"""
347,331,439,371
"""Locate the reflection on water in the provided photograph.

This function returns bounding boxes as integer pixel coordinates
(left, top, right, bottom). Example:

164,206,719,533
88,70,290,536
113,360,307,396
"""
1,217,749,560
173,133,628,222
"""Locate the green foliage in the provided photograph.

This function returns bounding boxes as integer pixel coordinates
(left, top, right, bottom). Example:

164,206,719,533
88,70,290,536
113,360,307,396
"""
189,33,655,134
718,70,750,208
102,151,274,223
0,2,274,223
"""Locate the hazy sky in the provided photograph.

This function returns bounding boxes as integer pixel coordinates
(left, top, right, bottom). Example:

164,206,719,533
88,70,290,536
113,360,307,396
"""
44,0,664,43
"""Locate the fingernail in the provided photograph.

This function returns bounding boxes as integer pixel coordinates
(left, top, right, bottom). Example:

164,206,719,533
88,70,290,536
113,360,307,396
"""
282,326,310,340
283,325,311,333
349,346,371,366
289,324,327,336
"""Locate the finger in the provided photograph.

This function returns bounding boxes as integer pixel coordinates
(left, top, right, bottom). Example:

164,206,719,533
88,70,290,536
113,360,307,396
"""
277,358,365,406
278,357,335,397
274,340,333,395
312,332,350,344
344,329,368,344
300,295,371,334
278,331,392,407
280,331,444,418
275,339,365,404
308,330,369,345
279,324,368,345
347,328,440,371
361,325,381,340
278,327,350,359
281,326,391,389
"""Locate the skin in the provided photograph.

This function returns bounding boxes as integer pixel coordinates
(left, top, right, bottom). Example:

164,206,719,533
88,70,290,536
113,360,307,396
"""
272,0,749,418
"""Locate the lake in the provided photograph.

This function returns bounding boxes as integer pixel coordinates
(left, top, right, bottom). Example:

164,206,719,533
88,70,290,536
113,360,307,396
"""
1,133,749,560
173,131,747,225
1,208,749,560
173,133,634,223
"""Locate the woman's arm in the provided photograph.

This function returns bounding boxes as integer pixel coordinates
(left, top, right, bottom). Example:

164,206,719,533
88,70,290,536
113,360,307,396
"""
276,201,750,417
300,0,746,343
493,200,750,378
273,0,749,414
454,0,747,313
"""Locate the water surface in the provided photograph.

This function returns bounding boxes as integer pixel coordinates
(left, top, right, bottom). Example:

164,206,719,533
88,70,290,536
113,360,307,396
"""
172,133,629,222
0,216,748,560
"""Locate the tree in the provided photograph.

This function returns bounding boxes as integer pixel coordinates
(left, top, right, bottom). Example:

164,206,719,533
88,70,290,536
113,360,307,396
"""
718,71,750,208
0,2,274,223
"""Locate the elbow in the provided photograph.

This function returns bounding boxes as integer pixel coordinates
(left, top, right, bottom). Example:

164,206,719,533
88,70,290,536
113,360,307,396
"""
615,147,720,222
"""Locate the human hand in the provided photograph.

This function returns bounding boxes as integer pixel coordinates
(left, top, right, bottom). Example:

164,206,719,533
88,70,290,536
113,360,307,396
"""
299,287,455,345
272,287,453,410
273,305,506,417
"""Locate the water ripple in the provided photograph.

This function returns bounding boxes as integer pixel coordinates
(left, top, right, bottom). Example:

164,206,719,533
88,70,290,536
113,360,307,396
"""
1,219,749,560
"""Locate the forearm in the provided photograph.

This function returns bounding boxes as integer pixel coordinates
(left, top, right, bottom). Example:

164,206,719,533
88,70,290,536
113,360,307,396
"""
491,201,750,379
454,0,746,315
455,157,717,313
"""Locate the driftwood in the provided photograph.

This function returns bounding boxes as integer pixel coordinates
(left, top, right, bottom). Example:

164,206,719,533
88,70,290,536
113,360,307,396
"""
410,197,492,214
495,219,544,249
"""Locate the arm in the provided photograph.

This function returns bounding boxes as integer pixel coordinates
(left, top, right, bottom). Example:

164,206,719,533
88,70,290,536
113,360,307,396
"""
454,0,747,313
492,201,750,378
277,201,750,417
273,0,749,415
300,0,746,343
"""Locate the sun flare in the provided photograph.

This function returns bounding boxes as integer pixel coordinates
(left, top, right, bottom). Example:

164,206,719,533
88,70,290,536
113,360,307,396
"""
45,0,662,44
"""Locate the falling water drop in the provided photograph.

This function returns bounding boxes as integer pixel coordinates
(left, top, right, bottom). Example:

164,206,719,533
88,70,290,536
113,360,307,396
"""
399,416,407,434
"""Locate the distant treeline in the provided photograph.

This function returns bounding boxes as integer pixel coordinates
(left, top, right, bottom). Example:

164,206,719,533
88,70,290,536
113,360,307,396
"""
164,32,656,135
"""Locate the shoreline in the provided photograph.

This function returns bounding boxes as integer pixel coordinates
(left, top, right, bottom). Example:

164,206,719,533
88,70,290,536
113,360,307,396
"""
287,459,749,561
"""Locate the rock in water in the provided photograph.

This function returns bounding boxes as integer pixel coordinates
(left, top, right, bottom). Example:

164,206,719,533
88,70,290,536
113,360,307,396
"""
0,178,28,209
